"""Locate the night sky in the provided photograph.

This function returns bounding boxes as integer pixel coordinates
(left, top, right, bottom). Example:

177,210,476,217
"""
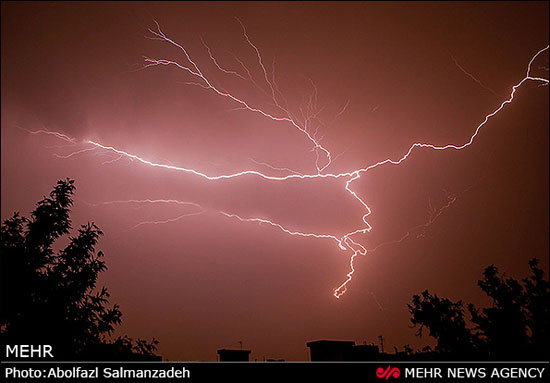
1,2,548,361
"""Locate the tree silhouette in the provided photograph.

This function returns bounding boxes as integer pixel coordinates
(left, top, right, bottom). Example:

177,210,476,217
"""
407,290,483,357
0,178,158,360
408,259,549,360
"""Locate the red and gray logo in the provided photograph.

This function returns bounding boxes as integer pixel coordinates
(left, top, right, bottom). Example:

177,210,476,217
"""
376,366,401,380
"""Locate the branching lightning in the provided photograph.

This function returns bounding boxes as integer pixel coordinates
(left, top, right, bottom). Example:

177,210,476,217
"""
22,20,549,299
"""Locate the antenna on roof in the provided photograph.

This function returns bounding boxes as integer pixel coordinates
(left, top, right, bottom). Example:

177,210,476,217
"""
378,335,384,353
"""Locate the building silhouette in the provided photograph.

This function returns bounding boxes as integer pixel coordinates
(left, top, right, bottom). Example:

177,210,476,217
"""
214,340,438,362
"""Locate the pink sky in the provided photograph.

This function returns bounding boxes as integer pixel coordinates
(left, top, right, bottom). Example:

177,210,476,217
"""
1,2,548,360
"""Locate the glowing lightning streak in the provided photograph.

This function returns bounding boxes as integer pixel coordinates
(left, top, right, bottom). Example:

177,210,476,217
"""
235,17,281,110
451,54,502,97
201,37,247,80
85,199,203,209
330,45,549,297
143,21,333,173
220,211,346,249
53,146,98,159
249,158,304,176
101,154,125,165
129,210,205,231
84,140,348,181
84,199,205,230
365,191,461,254
22,41,549,299
351,45,549,183
17,126,76,143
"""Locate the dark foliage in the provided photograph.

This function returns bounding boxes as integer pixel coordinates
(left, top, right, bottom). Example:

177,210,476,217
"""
408,259,549,360
0,179,158,360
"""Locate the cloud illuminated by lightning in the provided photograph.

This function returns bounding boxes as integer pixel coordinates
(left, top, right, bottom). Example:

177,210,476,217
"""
20,20,549,299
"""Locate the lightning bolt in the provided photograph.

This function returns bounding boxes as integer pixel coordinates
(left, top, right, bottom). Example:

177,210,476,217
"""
53,146,98,159
83,199,204,230
129,210,205,231
365,188,466,254
84,199,203,209
17,126,76,143
143,20,333,174
451,54,502,98
20,20,549,300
